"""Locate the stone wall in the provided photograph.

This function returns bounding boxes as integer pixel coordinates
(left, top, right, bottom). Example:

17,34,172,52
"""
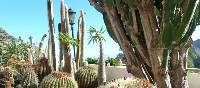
88,64,200,88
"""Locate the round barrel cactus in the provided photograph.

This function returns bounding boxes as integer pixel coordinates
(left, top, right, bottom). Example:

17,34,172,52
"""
39,71,78,88
75,66,98,88
98,77,153,88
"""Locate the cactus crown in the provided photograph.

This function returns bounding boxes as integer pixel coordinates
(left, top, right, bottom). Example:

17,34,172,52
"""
51,71,71,78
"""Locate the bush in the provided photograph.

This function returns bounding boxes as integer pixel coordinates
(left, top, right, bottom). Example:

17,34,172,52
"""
106,57,121,66
86,57,98,64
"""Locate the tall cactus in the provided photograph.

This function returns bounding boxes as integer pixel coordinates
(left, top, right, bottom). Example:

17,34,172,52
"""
47,0,56,71
88,0,200,88
58,0,66,71
59,0,73,74
76,10,85,69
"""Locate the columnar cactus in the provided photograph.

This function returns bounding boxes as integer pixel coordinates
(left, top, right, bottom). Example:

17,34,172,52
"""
22,68,39,88
75,66,98,88
39,71,78,88
98,77,153,88
35,53,52,82
76,10,85,69
88,0,200,88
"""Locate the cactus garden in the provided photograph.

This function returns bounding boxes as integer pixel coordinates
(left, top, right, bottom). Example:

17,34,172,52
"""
0,0,200,88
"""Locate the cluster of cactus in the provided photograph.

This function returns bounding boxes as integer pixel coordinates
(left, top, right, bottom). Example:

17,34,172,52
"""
0,65,23,88
15,60,32,74
75,66,98,88
22,68,39,88
7,56,32,74
39,71,78,88
98,77,153,88
35,55,52,82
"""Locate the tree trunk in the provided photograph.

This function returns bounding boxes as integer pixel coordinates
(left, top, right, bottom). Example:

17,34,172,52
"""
170,40,192,88
47,0,56,71
98,41,106,85
149,49,171,88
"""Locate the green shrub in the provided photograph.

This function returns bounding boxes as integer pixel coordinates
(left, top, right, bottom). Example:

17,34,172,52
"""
106,58,121,66
86,57,98,64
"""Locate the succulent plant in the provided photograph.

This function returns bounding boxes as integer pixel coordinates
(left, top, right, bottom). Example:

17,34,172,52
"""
0,65,22,88
39,71,78,88
35,55,52,82
98,77,154,88
75,66,98,88
22,68,39,88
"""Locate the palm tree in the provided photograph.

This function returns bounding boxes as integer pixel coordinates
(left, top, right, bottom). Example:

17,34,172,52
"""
88,26,106,85
88,0,200,88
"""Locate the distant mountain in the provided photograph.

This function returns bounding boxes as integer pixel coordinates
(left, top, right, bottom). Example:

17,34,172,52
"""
192,39,200,56
188,39,200,68
193,39,200,47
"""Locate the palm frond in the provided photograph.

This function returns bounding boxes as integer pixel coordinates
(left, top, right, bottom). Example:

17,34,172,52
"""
88,26,106,44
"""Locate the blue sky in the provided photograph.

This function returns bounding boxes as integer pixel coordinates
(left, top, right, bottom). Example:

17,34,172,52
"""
0,0,120,58
0,0,199,59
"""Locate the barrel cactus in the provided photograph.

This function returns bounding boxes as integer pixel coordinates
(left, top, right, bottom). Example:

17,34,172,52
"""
39,71,78,88
22,68,39,88
75,66,98,88
98,77,153,88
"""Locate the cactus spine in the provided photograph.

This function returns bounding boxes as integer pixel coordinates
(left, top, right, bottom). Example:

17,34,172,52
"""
39,71,78,88
75,66,98,88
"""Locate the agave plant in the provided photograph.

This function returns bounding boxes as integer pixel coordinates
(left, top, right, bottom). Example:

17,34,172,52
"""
88,0,200,88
